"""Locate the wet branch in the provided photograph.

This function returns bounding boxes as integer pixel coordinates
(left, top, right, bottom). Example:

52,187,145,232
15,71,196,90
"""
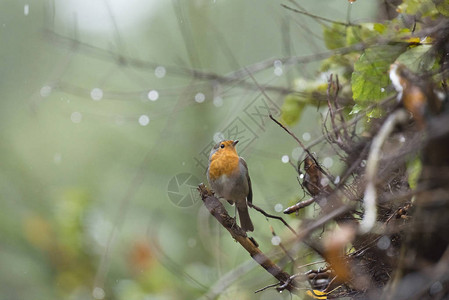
197,184,298,294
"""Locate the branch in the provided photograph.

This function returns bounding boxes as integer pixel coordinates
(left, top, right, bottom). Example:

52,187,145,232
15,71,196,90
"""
283,197,316,214
247,202,298,236
281,4,359,27
269,114,333,185
360,109,409,233
197,184,298,294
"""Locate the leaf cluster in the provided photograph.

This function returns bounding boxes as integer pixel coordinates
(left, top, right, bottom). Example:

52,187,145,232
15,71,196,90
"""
281,0,447,125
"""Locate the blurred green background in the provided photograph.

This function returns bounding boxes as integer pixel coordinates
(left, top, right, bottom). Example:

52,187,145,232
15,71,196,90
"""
0,1,377,299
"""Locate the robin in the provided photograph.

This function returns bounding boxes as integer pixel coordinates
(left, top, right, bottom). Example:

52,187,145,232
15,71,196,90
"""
207,140,254,232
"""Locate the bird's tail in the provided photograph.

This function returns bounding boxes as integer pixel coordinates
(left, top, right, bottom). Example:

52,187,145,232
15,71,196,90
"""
237,205,254,232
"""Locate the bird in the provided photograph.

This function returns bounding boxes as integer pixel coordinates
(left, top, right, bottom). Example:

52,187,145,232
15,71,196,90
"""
207,140,254,232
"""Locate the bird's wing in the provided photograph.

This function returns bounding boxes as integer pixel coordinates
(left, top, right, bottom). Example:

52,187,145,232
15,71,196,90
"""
239,157,252,203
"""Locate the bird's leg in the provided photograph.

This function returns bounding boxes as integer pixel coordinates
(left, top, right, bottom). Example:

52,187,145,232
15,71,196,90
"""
232,205,238,229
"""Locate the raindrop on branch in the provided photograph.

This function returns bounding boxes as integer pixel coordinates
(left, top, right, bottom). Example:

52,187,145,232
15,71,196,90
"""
271,235,281,246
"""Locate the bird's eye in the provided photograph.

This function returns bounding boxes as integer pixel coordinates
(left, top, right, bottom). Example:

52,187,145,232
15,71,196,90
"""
220,144,225,149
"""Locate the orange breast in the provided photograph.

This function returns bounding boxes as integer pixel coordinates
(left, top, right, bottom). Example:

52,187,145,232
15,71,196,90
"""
209,151,239,180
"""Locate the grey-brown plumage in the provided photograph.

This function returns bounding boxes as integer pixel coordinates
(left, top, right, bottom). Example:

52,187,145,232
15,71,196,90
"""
207,140,254,232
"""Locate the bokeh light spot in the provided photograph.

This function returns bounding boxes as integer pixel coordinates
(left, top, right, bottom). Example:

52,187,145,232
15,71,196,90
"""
147,90,159,101
195,93,205,103
138,115,150,126
90,88,103,101
155,66,166,78
70,112,82,123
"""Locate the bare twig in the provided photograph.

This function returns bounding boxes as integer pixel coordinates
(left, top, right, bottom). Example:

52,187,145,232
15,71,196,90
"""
254,282,281,293
269,115,330,179
248,202,298,236
281,4,359,27
283,197,316,214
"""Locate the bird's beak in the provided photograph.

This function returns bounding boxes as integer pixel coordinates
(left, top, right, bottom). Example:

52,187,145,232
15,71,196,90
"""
232,140,239,146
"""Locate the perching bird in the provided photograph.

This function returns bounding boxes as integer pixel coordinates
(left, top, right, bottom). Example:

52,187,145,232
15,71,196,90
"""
207,140,254,232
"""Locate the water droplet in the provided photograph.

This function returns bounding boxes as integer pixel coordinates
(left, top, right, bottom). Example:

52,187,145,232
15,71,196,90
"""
90,88,103,101
138,115,150,126
360,160,366,167
213,96,223,107
430,281,443,295
399,135,406,143
271,235,281,246
213,132,224,143
40,86,52,98
380,87,385,92
273,60,282,68
274,67,283,76
24,4,29,16
377,235,391,250
302,132,311,141
155,66,166,78
299,174,304,179
323,157,333,168
92,287,105,300
147,90,159,101
274,203,283,212
334,176,340,184
195,93,205,103
291,147,302,161
281,155,289,163
53,153,62,164
70,112,82,123
320,177,330,187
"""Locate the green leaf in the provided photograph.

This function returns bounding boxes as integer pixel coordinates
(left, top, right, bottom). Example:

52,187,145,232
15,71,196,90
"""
396,45,433,72
434,0,449,16
323,24,347,50
351,43,407,104
373,23,386,34
407,157,422,189
346,24,379,46
281,93,308,126
349,103,363,115
398,0,438,17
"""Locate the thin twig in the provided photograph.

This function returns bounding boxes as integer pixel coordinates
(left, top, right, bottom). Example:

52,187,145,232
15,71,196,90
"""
283,198,316,214
281,4,360,27
248,202,298,236
254,282,281,293
269,114,332,183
